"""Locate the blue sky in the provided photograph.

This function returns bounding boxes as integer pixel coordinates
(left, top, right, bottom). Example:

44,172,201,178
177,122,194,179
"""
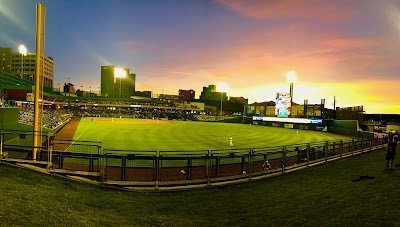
1,0,400,113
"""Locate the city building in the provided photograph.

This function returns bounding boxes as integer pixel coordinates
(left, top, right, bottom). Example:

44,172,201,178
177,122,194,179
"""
199,84,227,101
0,47,12,73
133,91,152,98
179,89,195,102
10,51,54,88
101,65,114,97
101,65,135,98
63,83,75,93
229,96,248,105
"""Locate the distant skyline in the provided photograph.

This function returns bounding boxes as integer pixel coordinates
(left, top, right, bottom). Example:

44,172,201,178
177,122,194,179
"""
1,0,400,113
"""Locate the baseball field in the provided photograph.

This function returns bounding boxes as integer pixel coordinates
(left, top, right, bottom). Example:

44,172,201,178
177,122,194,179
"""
61,117,352,151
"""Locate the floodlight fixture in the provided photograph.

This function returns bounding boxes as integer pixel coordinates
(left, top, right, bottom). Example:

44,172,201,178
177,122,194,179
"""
18,44,28,78
18,44,27,56
287,70,296,83
114,68,127,78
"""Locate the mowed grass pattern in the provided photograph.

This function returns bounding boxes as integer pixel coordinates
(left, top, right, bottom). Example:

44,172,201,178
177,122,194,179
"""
71,118,351,151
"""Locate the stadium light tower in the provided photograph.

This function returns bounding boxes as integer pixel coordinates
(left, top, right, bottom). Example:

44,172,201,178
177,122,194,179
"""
287,70,296,117
18,44,27,79
218,82,229,115
114,67,127,98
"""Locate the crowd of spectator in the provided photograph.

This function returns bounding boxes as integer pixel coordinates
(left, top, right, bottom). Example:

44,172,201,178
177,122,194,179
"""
19,106,74,130
66,106,197,121
45,97,174,107
18,104,237,130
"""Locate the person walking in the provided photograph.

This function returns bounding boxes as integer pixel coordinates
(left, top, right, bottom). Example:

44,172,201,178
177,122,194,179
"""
230,136,233,147
386,135,399,168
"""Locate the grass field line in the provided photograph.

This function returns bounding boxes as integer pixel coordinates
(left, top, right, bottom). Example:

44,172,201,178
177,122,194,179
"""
64,121,93,151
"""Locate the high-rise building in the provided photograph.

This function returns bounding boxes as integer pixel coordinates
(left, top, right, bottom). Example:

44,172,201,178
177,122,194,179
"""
116,68,131,98
101,65,136,98
101,65,114,97
126,73,136,97
0,47,12,73
10,52,54,88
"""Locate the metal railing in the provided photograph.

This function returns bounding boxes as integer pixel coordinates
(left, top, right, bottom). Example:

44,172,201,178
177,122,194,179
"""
0,130,387,190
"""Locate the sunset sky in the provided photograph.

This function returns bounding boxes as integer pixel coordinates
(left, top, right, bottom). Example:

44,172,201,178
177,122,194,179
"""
1,0,400,113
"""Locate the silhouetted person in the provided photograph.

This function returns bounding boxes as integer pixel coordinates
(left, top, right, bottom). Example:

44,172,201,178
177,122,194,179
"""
386,135,399,168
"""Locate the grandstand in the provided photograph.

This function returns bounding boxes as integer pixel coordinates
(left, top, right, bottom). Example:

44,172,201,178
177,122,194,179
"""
0,70,33,90
0,70,55,94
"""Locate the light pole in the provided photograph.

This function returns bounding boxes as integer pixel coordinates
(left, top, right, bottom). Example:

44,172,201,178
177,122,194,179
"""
18,45,27,79
114,68,127,98
287,70,296,117
218,82,229,116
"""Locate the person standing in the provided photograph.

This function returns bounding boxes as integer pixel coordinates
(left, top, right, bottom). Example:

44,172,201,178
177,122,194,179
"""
386,135,399,168
263,160,271,170
230,136,233,147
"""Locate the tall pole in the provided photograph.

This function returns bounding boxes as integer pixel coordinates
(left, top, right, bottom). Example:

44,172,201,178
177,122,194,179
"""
290,82,293,117
33,3,45,160
242,104,246,123
120,78,122,98
220,92,223,115
290,82,293,102
333,96,336,110
21,54,23,78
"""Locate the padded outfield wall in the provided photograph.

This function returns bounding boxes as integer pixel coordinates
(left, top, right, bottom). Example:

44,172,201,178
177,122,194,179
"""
252,116,374,139
0,108,20,131
252,116,326,131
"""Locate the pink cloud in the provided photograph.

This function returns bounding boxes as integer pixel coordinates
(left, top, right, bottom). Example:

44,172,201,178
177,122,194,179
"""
214,0,357,22
323,37,382,49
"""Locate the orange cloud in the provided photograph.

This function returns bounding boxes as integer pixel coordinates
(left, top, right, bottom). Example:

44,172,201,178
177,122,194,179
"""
323,37,383,49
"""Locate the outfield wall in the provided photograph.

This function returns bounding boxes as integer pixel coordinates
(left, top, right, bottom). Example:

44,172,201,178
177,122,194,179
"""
0,108,19,131
252,116,326,131
0,129,386,191
252,117,375,139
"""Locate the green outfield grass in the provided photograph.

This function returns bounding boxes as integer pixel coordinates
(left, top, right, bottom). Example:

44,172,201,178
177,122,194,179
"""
70,117,352,151
1,149,398,226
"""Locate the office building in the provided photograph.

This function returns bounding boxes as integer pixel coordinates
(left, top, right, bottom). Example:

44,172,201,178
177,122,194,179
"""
0,47,12,73
101,65,114,97
10,52,54,88
101,65,136,98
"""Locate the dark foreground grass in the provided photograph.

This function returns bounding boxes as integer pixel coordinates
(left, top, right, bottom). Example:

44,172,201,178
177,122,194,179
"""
1,149,400,226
